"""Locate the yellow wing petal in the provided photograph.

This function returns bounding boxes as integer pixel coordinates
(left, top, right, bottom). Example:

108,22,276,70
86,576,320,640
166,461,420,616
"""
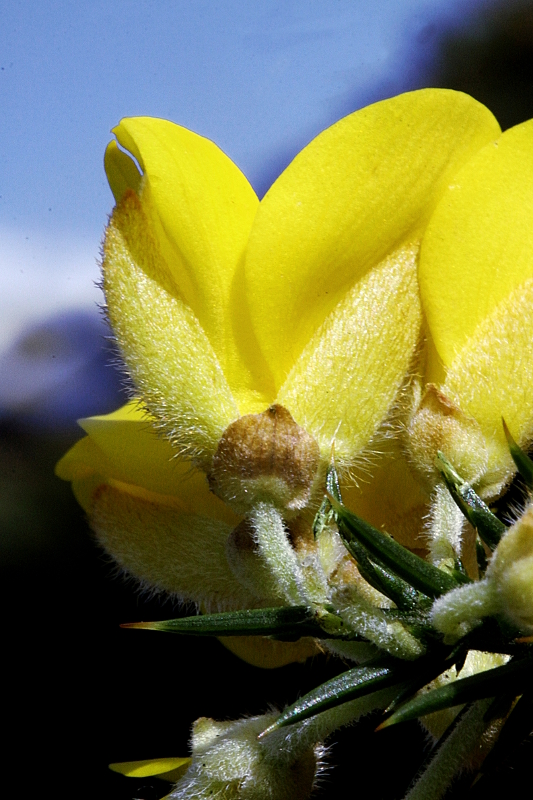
444,276,533,496
104,140,142,202
110,117,270,412
277,244,421,465
245,89,500,388
56,403,238,526
89,482,249,606
109,757,191,780
420,118,533,368
220,635,319,669
103,191,239,466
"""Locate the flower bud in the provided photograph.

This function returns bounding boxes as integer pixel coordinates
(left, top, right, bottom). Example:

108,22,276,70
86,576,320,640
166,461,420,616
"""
406,384,488,489
208,404,322,516
169,714,321,800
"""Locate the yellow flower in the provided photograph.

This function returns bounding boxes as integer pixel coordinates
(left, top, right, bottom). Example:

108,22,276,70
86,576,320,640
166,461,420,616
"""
57,90,500,649
408,117,533,501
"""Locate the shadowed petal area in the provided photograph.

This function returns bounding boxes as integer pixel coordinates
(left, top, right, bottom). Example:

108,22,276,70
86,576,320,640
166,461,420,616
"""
220,635,320,670
420,118,533,370
245,89,500,389
342,442,430,555
89,482,251,607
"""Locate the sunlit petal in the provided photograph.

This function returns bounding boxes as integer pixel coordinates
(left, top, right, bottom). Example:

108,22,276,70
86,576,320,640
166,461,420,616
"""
444,277,533,495
245,89,500,388
110,117,269,411
56,401,239,526
277,244,421,464
103,191,239,464
104,140,142,203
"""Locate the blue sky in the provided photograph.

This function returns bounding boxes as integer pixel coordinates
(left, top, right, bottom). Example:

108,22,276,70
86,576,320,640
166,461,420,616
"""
0,0,497,420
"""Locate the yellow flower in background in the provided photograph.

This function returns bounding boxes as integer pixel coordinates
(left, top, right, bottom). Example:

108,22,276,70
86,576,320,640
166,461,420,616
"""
57,89,500,641
409,117,533,499
399,115,533,572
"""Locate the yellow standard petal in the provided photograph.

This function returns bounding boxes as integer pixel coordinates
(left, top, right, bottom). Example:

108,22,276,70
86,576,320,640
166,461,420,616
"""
103,190,239,465
110,117,271,412
245,89,500,388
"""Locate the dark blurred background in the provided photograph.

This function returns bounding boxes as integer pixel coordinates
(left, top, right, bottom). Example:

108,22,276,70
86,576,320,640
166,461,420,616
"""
3,1,533,797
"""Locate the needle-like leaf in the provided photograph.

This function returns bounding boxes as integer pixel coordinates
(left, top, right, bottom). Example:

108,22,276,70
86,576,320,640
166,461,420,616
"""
436,452,506,549
385,651,457,714
319,465,425,610
330,495,461,598
121,605,361,640
503,417,533,489
259,658,409,737
377,657,533,729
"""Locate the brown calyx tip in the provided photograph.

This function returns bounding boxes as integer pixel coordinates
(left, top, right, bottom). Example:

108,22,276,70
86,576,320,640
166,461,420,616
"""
208,404,321,515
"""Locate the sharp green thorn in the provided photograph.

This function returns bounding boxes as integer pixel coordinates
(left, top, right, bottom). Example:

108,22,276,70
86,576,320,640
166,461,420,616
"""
328,492,459,598
120,621,162,630
436,451,506,550
341,530,424,611
379,656,533,729
435,451,464,486
312,495,332,540
383,646,459,714
503,417,533,489
120,606,364,641
325,462,343,503
258,658,408,736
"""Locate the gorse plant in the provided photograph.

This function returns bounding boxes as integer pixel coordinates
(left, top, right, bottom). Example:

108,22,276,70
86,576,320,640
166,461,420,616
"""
57,89,533,799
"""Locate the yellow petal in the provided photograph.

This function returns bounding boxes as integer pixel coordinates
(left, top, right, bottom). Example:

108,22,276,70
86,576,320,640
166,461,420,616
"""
103,190,239,466
110,117,270,412
277,244,421,465
420,118,533,368
90,482,250,606
220,635,319,669
245,89,500,388
342,439,430,554
109,757,191,780
443,276,533,495
56,402,238,526
104,140,142,203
